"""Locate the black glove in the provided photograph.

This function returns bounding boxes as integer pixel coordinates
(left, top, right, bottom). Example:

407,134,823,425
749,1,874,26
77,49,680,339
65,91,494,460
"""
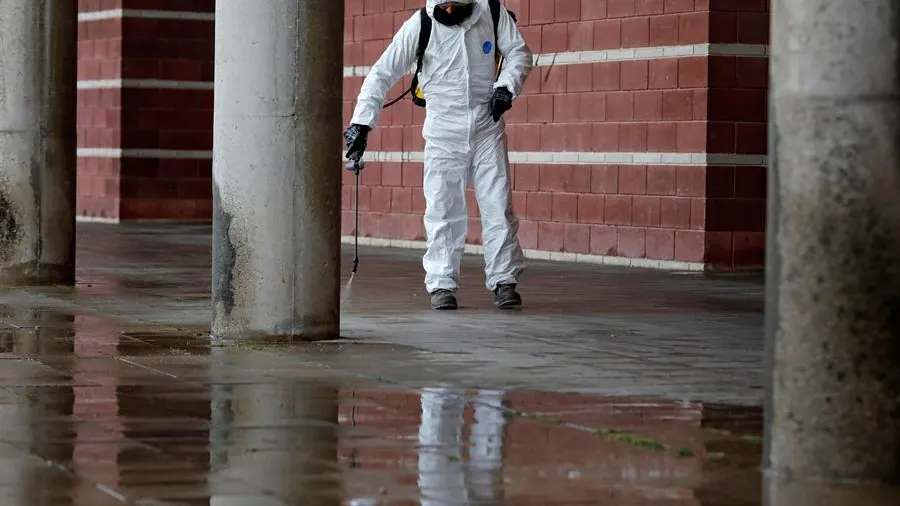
489,87,513,122
344,124,370,161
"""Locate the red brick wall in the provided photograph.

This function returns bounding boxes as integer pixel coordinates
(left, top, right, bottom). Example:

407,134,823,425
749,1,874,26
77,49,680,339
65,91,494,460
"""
75,0,769,269
704,0,769,267
77,0,214,221
342,0,770,268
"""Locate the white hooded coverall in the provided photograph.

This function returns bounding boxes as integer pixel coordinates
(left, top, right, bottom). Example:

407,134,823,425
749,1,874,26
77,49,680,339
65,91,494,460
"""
349,0,534,294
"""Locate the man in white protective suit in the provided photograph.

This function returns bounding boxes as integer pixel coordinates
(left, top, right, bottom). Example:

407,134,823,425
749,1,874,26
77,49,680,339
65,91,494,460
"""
344,0,533,311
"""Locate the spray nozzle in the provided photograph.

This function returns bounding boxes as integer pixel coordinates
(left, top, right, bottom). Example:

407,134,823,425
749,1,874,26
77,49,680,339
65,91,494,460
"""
346,158,365,274
345,159,365,175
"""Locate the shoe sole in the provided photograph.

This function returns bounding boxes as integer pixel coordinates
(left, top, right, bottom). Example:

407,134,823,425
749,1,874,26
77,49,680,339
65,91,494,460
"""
495,300,522,309
432,298,458,310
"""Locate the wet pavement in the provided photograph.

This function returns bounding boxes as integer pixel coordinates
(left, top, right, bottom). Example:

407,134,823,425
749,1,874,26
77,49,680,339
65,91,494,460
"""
0,223,766,505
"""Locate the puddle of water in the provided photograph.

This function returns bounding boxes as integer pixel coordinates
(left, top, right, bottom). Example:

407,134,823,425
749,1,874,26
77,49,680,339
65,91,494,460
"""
0,366,767,506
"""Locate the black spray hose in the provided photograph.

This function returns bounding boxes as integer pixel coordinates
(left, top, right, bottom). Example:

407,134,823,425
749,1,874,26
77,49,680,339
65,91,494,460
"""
344,157,365,273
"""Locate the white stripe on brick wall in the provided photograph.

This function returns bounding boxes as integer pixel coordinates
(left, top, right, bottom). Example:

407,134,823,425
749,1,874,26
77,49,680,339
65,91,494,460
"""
360,151,767,167
344,43,769,77
76,148,766,166
76,41,766,89
77,79,214,90
78,9,214,22
77,148,212,160
77,216,211,224
75,216,119,224
340,236,705,271
76,41,765,90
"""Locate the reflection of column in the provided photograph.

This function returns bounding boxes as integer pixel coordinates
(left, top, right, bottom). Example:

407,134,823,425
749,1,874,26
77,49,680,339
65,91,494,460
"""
17,385,76,506
417,388,507,505
0,313,76,505
768,2,900,505
209,381,233,471
211,0,343,340
209,347,342,506
0,0,77,285
24,376,76,506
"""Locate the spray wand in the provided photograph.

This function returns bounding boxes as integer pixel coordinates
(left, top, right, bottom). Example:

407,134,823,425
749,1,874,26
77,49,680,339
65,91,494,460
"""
345,157,365,273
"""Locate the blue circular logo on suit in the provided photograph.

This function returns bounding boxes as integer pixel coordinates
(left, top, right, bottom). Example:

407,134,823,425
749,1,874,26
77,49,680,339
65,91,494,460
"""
483,41,492,55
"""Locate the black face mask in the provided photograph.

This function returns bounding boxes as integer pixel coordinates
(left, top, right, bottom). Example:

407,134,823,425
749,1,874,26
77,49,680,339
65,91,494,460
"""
433,3,474,26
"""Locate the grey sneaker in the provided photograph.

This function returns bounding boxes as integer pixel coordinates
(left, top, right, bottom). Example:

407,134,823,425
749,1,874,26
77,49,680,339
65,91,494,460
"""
493,284,522,309
430,289,458,310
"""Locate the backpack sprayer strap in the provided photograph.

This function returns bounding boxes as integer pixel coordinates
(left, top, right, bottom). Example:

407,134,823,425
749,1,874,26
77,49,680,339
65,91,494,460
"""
383,8,431,109
382,1,514,110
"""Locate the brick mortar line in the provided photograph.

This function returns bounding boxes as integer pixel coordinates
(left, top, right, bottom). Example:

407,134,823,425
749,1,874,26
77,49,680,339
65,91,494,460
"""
345,43,769,77
340,236,706,271
78,9,214,21
75,43,768,89
76,148,766,166
74,42,767,89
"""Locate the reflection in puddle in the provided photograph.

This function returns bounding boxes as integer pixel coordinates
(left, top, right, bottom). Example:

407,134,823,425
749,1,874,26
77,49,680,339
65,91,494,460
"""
1,380,766,504
415,388,505,505
337,388,764,506
0,313,772,505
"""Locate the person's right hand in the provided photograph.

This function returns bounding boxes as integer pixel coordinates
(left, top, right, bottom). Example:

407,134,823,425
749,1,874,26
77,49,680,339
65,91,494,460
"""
489,87,513,122
344,124,370,161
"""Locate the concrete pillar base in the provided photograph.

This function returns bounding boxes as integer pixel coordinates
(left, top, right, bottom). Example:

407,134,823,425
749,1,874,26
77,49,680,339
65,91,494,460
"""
0,263,75,286
765,476,899,506
209,322,341,343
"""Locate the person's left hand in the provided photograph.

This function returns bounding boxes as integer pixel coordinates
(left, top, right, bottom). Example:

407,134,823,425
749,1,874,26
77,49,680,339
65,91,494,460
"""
490,87,513,122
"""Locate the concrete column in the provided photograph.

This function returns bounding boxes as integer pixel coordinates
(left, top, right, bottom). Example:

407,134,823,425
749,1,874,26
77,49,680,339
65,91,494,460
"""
212,0,344,340
767,1,900,504
0,0,77,285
